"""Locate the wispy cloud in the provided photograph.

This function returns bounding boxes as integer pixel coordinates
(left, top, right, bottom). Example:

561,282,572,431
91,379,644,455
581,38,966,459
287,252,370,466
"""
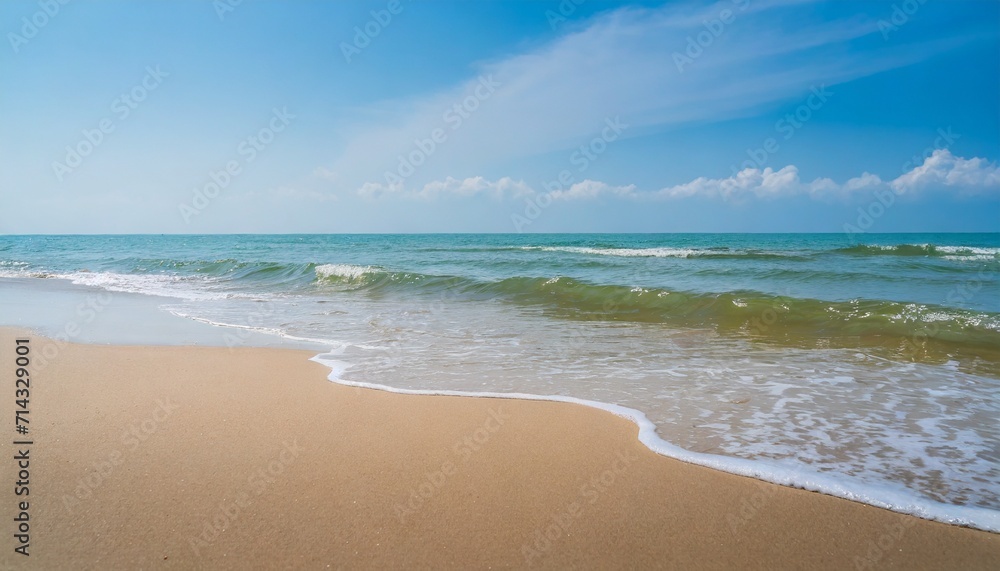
323,0,963,191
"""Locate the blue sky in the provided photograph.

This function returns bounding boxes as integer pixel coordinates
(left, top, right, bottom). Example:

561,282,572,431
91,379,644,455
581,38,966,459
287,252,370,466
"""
1,0,998,233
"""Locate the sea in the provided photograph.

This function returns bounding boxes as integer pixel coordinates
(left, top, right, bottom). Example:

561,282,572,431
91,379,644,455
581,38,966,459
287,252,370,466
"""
1,233,998,531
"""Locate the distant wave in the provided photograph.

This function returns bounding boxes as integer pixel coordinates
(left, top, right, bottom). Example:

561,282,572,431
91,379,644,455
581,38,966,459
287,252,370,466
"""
519,246,809,260
415,243,1000,261
429,243,1000,262
527,243,1000,261
835,244,1000,260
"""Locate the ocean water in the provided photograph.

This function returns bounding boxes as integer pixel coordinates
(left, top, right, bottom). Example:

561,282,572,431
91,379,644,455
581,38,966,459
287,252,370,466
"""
1,233,999,531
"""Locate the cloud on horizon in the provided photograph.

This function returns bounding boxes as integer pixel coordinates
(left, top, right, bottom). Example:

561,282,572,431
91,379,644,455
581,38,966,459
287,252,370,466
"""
358,175,534,200
355,150,1000,203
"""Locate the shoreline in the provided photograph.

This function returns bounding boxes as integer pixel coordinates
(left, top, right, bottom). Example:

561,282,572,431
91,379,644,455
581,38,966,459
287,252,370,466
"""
312,351,1000,534
2,327,998,569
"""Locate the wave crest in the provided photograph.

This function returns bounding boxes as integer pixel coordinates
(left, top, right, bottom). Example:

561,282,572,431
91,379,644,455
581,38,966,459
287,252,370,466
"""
315,264,381,282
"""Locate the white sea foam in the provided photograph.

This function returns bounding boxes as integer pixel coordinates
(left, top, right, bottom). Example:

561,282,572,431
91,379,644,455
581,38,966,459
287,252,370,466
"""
315,264,379,280
527,246,716,258
533,244,1000,260
943,256,999,261
936,246,1000,256
308,352,1000,533
859,244,1000,259
0,268,272,301
0,270,52,279
935,246,1000,261
0,262,53,279
61,271,238,301
161,308,345,347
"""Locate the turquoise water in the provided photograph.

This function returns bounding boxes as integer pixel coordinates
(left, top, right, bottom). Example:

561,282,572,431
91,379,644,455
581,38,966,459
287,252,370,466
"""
1,233,999,530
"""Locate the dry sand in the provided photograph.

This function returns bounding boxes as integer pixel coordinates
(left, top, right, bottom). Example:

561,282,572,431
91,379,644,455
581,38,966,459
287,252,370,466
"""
0,327,997,569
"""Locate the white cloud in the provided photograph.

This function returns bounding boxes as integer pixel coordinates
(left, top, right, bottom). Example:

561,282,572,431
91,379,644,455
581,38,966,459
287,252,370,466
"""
843,172,885,193
890,149,1000,194
656,166,809,200
358,150,999,203
358,176,532,200
643,150,998,201
648,165,886,201
547,180,637,200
